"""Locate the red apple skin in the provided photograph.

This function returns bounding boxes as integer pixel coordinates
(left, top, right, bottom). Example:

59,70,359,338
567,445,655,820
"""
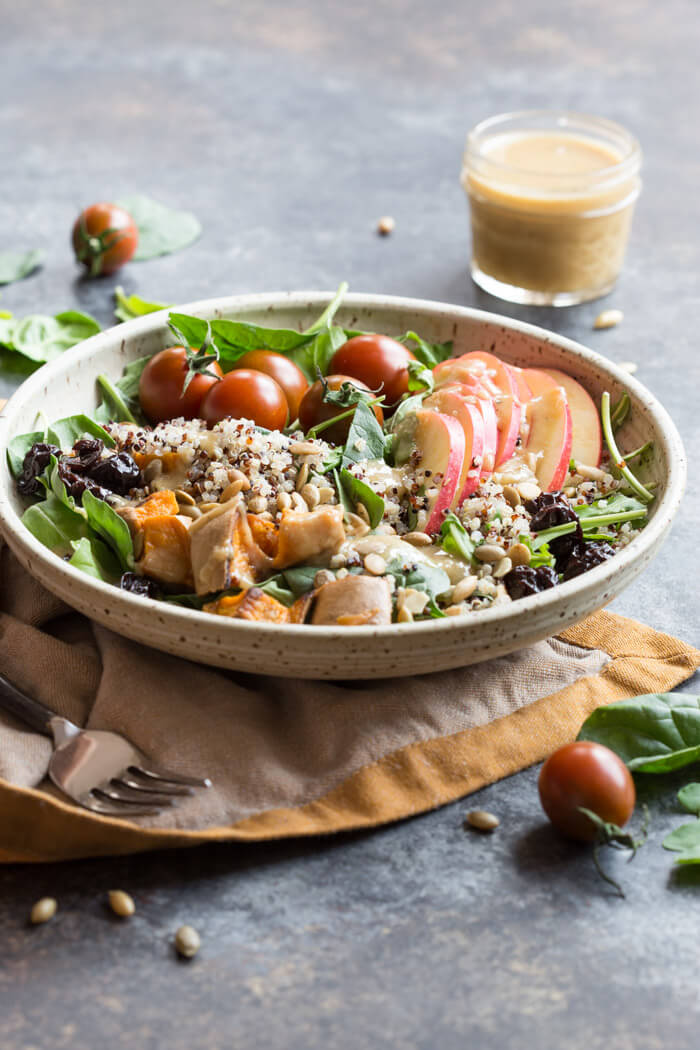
540,367,602,467
522,368,558,399
411,409,466,533
424,384,486,506
510,366,533,403
525,388,573,491
493,394,522,467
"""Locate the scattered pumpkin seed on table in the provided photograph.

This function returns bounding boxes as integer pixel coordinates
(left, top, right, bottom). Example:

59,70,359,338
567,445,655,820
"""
174,924,201,958
465,810,500,832
108,890,135,917
30,897,57,924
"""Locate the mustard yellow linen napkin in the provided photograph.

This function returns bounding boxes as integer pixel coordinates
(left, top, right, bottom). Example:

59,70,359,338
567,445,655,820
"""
0,547,697,862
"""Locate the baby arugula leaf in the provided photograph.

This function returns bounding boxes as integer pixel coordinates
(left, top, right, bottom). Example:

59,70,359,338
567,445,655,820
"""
338,469,385,528
0,249,42,286
117,195,201,261
578,692,700,772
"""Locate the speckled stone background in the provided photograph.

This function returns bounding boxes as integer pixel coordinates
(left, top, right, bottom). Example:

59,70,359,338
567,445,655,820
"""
1,2,699,1047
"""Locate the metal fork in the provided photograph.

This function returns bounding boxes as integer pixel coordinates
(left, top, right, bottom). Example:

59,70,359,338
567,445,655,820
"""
0,673,211,817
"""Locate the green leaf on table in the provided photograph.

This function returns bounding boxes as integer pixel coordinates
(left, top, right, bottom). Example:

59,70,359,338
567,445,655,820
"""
47,414,115,451
82,489,134,570
67,536,120,582
578,693,700,772
662,821,700,853
678,783,700,815
342,400,388,468
114,285,169,322
397,331,453,368
117,195,201,261
338,468,385,528
5,310,100,364
0,249,42,286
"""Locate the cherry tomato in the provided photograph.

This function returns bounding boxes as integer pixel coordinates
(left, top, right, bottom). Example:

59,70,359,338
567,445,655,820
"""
139,346,223,423
200,369,289,430
72,202,139,277
538,740,635,843
329,334,415,409
298,374,384,445
232,350,309,421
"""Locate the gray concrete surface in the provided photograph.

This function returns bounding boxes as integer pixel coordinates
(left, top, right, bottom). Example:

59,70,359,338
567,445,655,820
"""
0,1,698,1047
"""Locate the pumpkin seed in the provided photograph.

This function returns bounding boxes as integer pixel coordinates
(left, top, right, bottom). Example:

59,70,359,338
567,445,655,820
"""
465,810,500,832
178,504,201,520
301,483,320,510
30,897,57,924
377,215,395,236
502,485,520,508
363,552,387,576
508,543,531,567
220,480,245,502
451,576,478,603
174,488,196,506
493,556,512,578
174,924,201,958
295,462,310,490
403,531,432,546
516,481,541,503
575,463,607,481
474,543,506,563
108,890,135,918
593,308,624,330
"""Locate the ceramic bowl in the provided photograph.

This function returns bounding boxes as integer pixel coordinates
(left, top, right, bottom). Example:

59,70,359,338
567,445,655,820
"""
0,293,686,679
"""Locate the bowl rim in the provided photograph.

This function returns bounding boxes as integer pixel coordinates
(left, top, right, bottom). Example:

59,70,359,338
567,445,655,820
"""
0,290,687,641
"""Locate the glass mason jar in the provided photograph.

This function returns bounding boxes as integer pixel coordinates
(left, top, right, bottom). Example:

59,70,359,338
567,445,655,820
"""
461,111,642,306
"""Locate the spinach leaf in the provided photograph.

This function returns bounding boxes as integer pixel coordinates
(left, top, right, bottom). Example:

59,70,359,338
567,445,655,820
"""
21,492,89,557
47,414,115,451
6,430,43,478
82,489,134,570
0,249,42,286
339,469,385,528
384,555,451,603
114,286,169,322
578,693,700,772
68,536,120,582
662,821,700,854
94,356,151,425
678,783,700,815
342,400,387,468
397,331,453,368
333,468,354,519
293,325,346,380
440,513,475,563
212,318,314,356
280,566,320,598
117,195,201,260
166,312,209,349
256,576,296,606
302,283,348,334
3,310,100,364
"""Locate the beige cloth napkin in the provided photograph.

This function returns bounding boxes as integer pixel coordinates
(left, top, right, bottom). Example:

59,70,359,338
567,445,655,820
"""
0,545,698,862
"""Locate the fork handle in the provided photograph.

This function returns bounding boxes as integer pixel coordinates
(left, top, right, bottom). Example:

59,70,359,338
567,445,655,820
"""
0,673,55,735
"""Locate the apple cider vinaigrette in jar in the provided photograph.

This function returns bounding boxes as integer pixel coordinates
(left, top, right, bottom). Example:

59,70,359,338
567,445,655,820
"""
461,111,642,305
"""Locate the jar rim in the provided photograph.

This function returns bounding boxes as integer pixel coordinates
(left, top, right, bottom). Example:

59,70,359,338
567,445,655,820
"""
465,110,642,185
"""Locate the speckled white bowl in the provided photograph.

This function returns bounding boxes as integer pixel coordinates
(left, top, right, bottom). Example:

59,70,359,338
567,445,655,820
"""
0,293,686,679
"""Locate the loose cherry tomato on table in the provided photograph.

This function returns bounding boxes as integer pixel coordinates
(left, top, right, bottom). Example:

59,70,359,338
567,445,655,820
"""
329,334,415,409
72,202,139,277
538,740,636,843
139,346,223,423
200,369,289,430
232,350,309,421
298,374,384,445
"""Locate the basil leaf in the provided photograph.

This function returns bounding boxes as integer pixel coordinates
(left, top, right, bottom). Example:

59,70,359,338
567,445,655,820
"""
114,286,169,322
339,469,385,528
117,195,201,261
440,513,475,563
578,693,700,772
662,822,700,853
68,536,120,582
6,430,43,478
47,414,115,451
21,492,89,557
0,249,42,286
212,318,314,356
678,783,700,815
82,490,134,571
6,310,100,364
397,331,453,368
384,555,451,602
342,400,387,468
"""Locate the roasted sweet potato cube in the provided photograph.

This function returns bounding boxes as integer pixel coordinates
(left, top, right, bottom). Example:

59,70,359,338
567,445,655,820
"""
138,515,192,588
203,588,290,623
119,489,179,534
247,514,279,560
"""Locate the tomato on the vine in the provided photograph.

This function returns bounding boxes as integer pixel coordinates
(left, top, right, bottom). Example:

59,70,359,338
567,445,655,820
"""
298,374,384,445
232,350,309,421
329,334,415,409
72,202,139,277
538,740,635,843
139,347,223,423
200,370,289,430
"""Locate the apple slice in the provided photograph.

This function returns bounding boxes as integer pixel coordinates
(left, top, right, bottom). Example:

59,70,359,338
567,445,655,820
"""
475,394,498,479
458,351,519,398
424,385,486,504
510,365,533,403
524,388,573,491
394,409,466,533
493,394,522,467
433,359,491,395
521,368,558,399
540,367,602,467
